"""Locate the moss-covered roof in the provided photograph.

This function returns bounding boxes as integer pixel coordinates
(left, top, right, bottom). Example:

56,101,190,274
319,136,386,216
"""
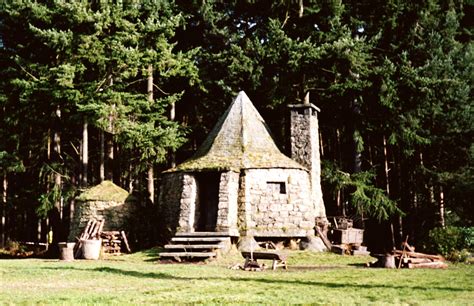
76,181,133,202
167,91,306,172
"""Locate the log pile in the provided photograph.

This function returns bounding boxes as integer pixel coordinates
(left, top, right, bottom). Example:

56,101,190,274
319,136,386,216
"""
368,240,448,269
100,230,131,255
394,249,447,269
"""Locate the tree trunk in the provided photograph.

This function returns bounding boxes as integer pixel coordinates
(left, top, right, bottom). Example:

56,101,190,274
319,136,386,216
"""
82,119,88,187
336,128,342,165
396,152,403,246
53,107,63,244
100,130,105,182
428,184,436,223
147,64,155,203
105,69,114,182
128,163,134,193
383,134,396,249
170,101,176,168
106,133,114,181
411,190,418,244
1,174,7,247
353,130,362,173
383,135,390,195
147,167,154,204
298,0,304,17
319,130,324,158
438,186,445,228
53,107,62,211
169,72,176,168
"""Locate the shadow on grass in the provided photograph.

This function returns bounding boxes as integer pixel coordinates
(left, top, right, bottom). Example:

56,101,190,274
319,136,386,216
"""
348,263,369,267
141,247,162,262
40,265,468,293
41,266,194,281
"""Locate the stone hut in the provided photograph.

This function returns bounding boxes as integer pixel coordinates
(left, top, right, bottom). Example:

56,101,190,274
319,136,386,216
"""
159,91,326,241
68,181,136,241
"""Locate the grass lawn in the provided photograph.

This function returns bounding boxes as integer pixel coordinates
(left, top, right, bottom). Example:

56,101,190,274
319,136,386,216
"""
0,248,472,304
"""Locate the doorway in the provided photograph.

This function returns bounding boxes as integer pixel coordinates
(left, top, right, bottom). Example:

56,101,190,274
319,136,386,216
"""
194,172,220,231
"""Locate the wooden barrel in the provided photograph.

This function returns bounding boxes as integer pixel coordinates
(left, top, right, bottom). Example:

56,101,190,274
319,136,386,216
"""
58,242,75,261
82,239,102,260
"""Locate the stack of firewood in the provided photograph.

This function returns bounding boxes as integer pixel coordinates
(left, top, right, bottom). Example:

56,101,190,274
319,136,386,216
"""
396,238,447,269
394,250,447,269
368,239,448,269
100,231,131,255
74,218,105,258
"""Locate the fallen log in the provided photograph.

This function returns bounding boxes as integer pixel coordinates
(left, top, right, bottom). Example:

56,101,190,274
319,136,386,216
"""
402,257,432,264
407,261,448,269
393,250,445,261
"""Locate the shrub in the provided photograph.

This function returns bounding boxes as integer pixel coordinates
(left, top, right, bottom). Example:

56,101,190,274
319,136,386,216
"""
426,226,474,262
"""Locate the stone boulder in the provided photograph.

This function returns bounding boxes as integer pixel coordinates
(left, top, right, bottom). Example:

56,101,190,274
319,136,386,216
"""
237,236,260,252
299,235,327,252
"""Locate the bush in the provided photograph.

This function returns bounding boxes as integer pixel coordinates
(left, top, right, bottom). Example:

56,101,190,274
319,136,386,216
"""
426,226,474,262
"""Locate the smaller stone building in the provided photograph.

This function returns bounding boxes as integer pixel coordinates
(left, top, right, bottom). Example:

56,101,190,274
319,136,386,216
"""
68,181,136,241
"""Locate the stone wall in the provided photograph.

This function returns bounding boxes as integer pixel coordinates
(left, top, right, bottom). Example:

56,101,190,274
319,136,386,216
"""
68,200,136,241
239,168,315,237
158,172,184,237
178,174,198,232
289,105,326,218
216,171,239,235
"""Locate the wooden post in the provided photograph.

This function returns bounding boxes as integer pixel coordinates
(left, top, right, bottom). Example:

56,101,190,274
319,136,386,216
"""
398,235,409,269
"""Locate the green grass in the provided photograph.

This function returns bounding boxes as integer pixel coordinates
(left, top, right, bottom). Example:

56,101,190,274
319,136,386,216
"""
0,248,472,304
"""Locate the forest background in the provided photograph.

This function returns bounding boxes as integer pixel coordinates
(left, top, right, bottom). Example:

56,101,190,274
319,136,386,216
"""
0,0,472,256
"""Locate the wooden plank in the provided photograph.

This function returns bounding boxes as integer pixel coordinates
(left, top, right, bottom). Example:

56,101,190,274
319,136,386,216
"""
315,226,332,249
241,251,287,261
101,231,121,235
164,244,224,249
398,235,409,269
241,251,288,270
159,252,216,258
120,231,131,253
97,219,105,236
171,237,230,243
175,232,232,237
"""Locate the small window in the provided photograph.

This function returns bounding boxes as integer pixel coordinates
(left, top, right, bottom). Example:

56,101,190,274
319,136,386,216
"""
267,181,286,194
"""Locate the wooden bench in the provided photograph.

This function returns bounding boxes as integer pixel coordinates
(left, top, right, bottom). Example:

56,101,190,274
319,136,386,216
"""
241,251,288,270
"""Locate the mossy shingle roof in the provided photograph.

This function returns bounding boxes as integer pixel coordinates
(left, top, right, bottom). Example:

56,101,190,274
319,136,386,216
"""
76,180,134,202
168,91,306,172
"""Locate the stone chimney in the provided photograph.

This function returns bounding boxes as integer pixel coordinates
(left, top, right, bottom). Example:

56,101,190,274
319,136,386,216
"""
288,93,326,219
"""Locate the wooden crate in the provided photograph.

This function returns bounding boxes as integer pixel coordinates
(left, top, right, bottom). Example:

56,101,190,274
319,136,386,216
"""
333,228,364,244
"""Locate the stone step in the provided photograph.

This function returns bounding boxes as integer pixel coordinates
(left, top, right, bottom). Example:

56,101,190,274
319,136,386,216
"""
164,244,224,250
159,251,216,258
352,250,371,256
171,237,230,243
175,232,232,237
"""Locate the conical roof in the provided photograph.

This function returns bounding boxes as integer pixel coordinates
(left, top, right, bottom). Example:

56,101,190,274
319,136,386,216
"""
76,180,135,202
169,91,306,172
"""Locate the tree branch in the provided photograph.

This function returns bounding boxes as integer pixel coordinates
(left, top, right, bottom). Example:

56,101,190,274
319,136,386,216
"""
16,62,39,81
153,83,169,95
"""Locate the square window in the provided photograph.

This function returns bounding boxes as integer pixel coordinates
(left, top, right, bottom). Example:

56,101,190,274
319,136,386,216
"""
267,181,286,194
